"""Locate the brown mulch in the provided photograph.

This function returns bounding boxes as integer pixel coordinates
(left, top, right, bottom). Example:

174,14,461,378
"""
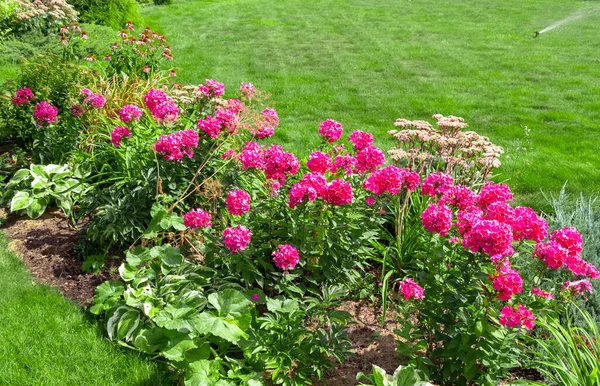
0,208,118,306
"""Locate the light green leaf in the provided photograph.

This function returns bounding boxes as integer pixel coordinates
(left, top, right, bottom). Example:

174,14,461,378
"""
125,246,152,266
119,263,138,282
192,312,248,343
25,197,48,219
266,297,299,314
9,169,30,183
117,309,141,340
208,289,252,331
10,191,33,212
30,164,48,179
90,280,124,315
162,339,198,362
185,359,222,386
151,244,183,267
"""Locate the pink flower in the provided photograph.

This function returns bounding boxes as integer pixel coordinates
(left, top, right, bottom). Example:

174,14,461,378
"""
33,101,58,127
226,189,251,216
483,202,516,226
348,130,374,151
119,104,143,124
81,88,94,99
215,107,239,133
240,82,256,99
441,185,476,210
531,288,554,299
223,225,252,253
252,125,275,139
533,241,568,269
87,94,106,109
239,142,265,170
366,196,375,206
422,172,454,198
398,277,425,300
319,119,343,142
153,129,199,161
152,100,179,122
197,116,222,139
550,227,583,258
199,79,225,98
563,279,593,296
227,98,246,114
586,262,600,279
363,165,419,196
306,151,333,174
251,294,260,302
111,126,131,147
355,145,385,173
288,182,318,209
263,145,299,182
477,181,513,209
184,208,212,228
272,244,300,270
455,207,483,235
499,304,535,330
144,88,169,111
323,179,353,206
12,87,35,106
491,267,523,301
70,104,85,117
332,155,356,175
421,204,453,236
512,207,548,243
261,108,279,127
463,219,514,258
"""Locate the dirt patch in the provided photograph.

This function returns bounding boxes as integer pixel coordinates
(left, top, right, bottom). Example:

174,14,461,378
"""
1,208,117,306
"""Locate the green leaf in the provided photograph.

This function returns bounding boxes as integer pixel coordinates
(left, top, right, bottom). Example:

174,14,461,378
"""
371,365,388,386
90,280,124,315
133,327,168,354
125,246,152,266
151,244,183,267
119,263,138,282
185,359,222,386
56,198,72,217
30,164,48,179
191,312,248,343
10,168,30,183
266,297,299,314
25,197,48,219
117,309,141,340
10,191,33,212
44,164,67,176
162,338,198,362
154,305,196,332
208,289,252,330
160,214,187,231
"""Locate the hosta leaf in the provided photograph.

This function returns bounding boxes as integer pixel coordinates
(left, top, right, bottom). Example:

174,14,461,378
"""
10,191,33,212
30,164,48,179
90,280,124,315
117,309,141,340
25,197,48,219
106,306,131,340
9,168,30,183
162,339,198,362
133,327,168,354
192,312,247,343
119,263,138,282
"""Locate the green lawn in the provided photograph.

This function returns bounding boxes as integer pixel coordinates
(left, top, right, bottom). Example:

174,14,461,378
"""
141,0,600,209
0,233,175,386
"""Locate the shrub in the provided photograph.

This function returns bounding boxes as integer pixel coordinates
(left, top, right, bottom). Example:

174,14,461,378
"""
67,0,142,30
12,0,78,35
153,0,172,5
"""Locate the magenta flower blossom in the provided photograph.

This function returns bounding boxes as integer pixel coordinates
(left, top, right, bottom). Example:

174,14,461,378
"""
366,196,375,206
184,208,212,228
332,155,357,175
251,293,260,302
215,107,239,133
288,182,318,209
144,88,169,111
363,165,420,196
483,202,516,226
533,241,568,269
261,108,279,127
477,181,513,209
319,119,343,142
199,79,225,98
272,244,300,270
239,141,265,170
512,206,548,243
226,190,251,216
463,219,514,258
223,225,252,253
33,101,59,127
455,207,483,235
531,287,554,299
348,130,374,151
398,277,425,300
227,98,246,114
197,116,222,139
87,93,106,109
12,87,35,106
421,204,453,237
306,151,333,174
81,88,94,99
550,227,583,258
324,179,353,206
252,125,275,139
240,82,256,99
441,185,476,210
422,172,454,197
263,145,299,182
354,145,385,173
563,279,593,296
499,304,535,330
111,126,131,147
71,104,85,117
152,100,179,122
491,267,523,300
153,129,199,161
119,104,143,124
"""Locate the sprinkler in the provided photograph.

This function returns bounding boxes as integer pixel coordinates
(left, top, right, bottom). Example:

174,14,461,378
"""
534,31,540,38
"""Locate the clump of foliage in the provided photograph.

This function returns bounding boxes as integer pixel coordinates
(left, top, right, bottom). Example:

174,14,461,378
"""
66,0,142,30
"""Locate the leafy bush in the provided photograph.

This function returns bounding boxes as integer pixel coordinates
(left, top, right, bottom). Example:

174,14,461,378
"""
357,364,433,386
67,0,142,30
153,0,172,5
11,0,78,35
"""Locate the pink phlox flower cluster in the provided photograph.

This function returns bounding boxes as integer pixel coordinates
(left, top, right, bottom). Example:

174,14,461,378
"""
263,145,299,182
332,155,356,175
252,108,278,139
215,107,239,134
563,279,593,295
197,115,222,139
319,119,343,142
198,79,225,98
421,172,454,198
144,88,179,122
153,129,199,161
12,87,35,106
239,142,265,170
221,148,239,160
533,241,569,269
111,126,131,147
354,145,386,173
306,151,333,174
512,207,548,243
226,189,251,216
363,165,420,196
87,93,106,109
252,125,275,139
366,196,375,206
81,88,93,99
33,101,59,127
144,88,168,111
227,99,246,114
491,267,523,301
288,173,328,209
483,202,516,226
240,82,256,99
462,219,514,258
323,179,353,206
261,108,279,127
119,104,143,124
499,304,535,330
272,244,300,270
477,181,513,209
348,130,374,151
223,225,252,253
421,203,453,236
398,277,425,300
531,287,554,299
71,104,85,117
455,207,483,235
551,227,583,258
184,208,212,228
441,185,476,210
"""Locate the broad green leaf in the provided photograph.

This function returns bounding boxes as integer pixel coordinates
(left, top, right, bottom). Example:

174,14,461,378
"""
192,312,248,343
44,164,67,176
126,246,152,266
30,164,48,179
160,214,187,231
10,168,30,183
208,289,252,330
117,309,141,340
31,176,48,190
133,327,168,354
151,244,183,267
266,297,299,314
185,359,222,386
155,305,196,332
106,306,130,340
371,365,388,386
10,191,33,212
90,280,124,315
119,263,138,282
162,338,198,362
56,198,72,217
25,197,48,219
